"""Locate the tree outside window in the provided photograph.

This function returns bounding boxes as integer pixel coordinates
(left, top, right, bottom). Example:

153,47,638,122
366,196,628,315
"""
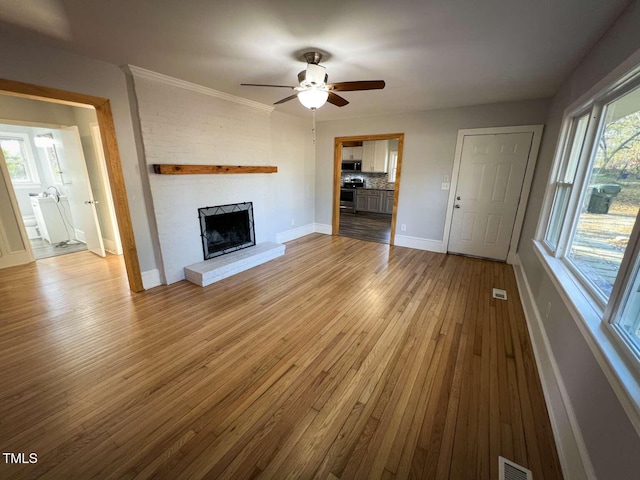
0,135,39,185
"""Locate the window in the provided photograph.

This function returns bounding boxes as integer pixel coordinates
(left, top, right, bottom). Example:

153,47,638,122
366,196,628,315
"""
541,75,640,362
0,133,40,185
387,150,398,182
35,134,63,184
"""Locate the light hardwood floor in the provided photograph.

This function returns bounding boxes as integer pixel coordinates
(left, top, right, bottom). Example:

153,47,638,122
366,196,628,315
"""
0,234,562,479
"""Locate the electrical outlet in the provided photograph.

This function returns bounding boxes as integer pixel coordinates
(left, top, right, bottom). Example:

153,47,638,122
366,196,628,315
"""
401,224,406,232
441,182,450,190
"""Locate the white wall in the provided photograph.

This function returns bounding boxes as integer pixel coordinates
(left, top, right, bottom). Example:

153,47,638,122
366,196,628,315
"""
270,111,316,234
130,72,314,284
518,1,640,478
0,94,77,126
0,35,159,273
315,99,550,244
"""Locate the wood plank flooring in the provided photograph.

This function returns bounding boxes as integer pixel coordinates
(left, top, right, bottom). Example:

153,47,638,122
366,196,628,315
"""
0,234,562,479
339,212,391,244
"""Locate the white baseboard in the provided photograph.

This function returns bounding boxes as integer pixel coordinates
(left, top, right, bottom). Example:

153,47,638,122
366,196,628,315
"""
103,238,120,255
141,268,162,290
393,234,445,253
74,229,86,243
513,257,596,480
313,223,332,235
276,224,316,244
0,249,32,269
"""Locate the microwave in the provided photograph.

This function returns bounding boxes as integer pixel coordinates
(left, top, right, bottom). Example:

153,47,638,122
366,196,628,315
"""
342,161,362,172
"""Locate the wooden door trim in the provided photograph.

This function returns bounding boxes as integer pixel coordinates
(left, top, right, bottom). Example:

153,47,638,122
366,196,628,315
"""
332,133,405,246
0,78,144,292
443,125,544,264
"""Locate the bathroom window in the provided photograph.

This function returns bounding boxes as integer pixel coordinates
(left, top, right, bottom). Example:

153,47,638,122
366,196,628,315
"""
0,133,40,186
36,134,63,184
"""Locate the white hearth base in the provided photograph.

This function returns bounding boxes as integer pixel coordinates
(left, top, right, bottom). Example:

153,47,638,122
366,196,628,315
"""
184,242,285,287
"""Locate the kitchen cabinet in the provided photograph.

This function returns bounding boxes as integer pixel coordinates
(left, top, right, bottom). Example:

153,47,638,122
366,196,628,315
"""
355,189,381,213
361,140,389,172
342,146,363,161
355,189,394,214
382,190,394,214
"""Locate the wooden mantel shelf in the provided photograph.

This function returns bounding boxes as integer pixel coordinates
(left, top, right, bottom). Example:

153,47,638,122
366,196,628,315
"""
152,164,277,175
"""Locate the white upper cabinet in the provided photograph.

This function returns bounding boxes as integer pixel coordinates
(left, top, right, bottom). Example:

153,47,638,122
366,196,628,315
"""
342,146,363,161
362,140,389,172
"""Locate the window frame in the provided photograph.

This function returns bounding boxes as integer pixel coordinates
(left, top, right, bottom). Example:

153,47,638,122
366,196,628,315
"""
0,132,41,187
536,62,640,432
387,150,398,183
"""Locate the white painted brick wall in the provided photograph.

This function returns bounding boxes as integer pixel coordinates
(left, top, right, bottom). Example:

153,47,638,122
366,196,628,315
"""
133,76,279,284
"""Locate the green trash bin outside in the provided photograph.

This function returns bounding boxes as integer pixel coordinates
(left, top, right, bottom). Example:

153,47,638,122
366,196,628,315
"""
587,184,622,214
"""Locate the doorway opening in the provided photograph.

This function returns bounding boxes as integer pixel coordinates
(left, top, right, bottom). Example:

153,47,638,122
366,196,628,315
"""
332,134,404,245
0,117,122,261
0,78,143,292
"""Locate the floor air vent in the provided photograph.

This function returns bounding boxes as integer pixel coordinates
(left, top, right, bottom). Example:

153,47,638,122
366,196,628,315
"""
493,288,507,300
499,456,532,480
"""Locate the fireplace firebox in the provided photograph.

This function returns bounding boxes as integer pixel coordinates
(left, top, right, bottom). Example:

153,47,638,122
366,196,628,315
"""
198,202,255,260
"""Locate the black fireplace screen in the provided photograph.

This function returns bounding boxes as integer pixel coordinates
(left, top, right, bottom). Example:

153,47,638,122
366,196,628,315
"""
198,202,255,260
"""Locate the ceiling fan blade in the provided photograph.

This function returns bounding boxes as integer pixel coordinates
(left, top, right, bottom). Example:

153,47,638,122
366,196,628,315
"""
328,80,386,92
274,93,299,105
241,83,295,88
327,91,349,107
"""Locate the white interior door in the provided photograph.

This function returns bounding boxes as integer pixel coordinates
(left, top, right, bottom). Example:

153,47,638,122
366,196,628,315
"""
0,148,34,268
55,126,105,257
448,132,533,261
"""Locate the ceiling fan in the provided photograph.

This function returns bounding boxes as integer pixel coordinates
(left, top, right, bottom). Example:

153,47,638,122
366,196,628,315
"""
241,51,385,110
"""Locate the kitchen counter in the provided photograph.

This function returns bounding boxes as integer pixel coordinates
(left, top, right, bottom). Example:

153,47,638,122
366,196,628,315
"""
356,187,394,191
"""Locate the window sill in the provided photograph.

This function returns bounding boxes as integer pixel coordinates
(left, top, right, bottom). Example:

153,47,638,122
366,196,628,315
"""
533,240,640,436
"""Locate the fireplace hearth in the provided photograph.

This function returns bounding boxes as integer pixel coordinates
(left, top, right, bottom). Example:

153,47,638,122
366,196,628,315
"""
199,202,255,260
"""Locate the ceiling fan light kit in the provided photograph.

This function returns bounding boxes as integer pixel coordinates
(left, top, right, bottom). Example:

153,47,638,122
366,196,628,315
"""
298,87,329,110
240,51,386,111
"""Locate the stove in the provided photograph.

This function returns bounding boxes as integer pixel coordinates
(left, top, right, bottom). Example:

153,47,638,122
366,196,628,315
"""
342,179,365,189
340,178,365,212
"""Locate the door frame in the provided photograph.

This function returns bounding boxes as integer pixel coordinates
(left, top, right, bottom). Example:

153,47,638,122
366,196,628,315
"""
332,133,405,245
443,125,544,264
0,78,144,292
90,122,123,255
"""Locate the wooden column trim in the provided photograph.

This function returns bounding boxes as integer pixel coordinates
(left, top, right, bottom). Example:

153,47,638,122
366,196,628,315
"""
95,100,144,292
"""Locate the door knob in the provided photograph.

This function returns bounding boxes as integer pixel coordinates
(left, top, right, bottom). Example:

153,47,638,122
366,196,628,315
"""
454,204,460,208
456,196,461,200
84,200,99,205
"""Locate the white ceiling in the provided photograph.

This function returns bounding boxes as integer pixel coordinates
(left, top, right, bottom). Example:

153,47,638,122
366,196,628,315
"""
0,0,632,120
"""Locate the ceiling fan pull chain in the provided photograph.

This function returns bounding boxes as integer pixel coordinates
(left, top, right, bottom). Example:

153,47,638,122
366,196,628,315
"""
312,109,317,144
